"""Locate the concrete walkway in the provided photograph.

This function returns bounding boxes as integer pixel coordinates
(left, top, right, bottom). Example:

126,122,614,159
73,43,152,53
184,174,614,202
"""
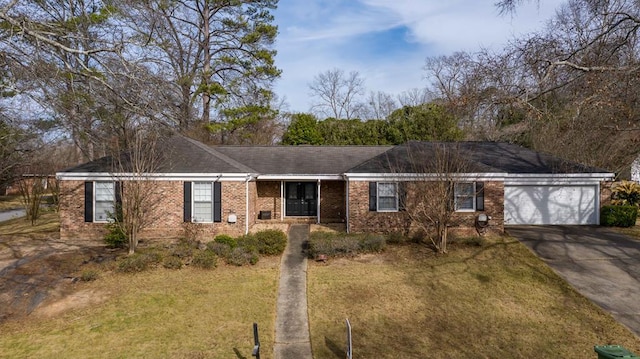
273,224,313,359
508,225,640,337
0,209,25,222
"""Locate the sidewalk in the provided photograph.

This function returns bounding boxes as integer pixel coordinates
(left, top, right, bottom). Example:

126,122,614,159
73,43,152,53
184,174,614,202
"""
273,224,313,359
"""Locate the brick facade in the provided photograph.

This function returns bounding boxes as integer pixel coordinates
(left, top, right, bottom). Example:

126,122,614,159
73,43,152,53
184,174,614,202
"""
59,179,249,242
348,180,504,236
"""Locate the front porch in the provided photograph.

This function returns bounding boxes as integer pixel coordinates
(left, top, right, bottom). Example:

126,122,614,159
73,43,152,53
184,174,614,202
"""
252,180,346,225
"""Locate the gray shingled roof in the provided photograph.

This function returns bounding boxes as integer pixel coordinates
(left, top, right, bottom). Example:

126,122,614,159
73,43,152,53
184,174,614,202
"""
61,135,608,175
347,141,609,174
213,145,392,175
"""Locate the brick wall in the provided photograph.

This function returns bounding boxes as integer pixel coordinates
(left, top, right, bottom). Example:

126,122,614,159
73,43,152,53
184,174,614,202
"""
600,181,613,206
255,181,281,220
320,180,345,223
59,179,249,242
348,180,504,236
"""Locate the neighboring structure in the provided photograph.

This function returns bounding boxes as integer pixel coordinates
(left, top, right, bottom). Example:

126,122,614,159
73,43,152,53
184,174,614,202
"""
57,135,615,241
632,155,640,183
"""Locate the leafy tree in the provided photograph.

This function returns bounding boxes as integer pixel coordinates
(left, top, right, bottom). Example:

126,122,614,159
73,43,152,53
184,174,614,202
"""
386,103,463,143
121,0,281,133
281,113,323,145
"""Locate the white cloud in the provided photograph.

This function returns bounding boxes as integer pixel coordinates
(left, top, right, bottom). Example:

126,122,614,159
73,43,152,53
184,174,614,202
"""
273,0,566,113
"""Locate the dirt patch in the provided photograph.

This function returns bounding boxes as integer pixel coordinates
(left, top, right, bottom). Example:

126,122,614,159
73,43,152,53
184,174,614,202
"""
0,236,118,323
36,288,109,318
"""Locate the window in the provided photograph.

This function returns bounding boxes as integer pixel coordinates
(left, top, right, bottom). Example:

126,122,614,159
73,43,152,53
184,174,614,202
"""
454,182,484,211
369,182,399,212
193,182,213,222
94,181,115,222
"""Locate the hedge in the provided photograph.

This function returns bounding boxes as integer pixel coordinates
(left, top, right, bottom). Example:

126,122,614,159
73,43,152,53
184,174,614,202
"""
601,205,638,227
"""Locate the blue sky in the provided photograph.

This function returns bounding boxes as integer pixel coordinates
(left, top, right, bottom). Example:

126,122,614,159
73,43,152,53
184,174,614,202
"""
272,0,565,113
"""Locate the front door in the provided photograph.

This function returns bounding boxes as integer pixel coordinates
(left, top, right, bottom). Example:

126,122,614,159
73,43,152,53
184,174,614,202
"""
286,182,317,217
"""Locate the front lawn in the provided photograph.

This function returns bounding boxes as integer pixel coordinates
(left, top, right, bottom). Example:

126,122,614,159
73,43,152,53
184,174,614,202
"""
307,237,640,358
0,261,279,358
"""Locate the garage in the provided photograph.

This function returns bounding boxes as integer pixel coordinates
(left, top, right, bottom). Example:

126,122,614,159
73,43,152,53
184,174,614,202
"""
504,185,598,225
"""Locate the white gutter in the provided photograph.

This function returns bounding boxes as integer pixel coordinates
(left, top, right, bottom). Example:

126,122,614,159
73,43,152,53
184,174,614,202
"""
56,172,251,181
505,173,615,185
257,174,343,181
344,173,507,181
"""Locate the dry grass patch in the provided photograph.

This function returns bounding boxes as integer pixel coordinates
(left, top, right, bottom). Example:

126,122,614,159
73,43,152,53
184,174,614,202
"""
0,211,59,239
0,195,22,211
308,237,640,358
0,259,280,359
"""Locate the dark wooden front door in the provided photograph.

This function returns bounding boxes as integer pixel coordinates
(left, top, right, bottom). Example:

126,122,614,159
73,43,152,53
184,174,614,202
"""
286,182,317,217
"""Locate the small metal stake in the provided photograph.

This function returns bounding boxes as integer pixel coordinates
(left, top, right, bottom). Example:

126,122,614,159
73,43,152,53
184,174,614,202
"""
252,323,260,359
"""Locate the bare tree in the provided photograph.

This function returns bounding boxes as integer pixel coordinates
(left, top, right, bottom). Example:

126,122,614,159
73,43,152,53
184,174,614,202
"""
110,127,165,255
397,88,431,107
308,68,366,119
391,143,476,253
363,91,398,120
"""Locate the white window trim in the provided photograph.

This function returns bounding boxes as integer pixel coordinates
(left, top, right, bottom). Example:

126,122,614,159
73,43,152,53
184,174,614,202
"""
192,181,214,223
454,182,476,212
376,182,399,212
94,181,115,223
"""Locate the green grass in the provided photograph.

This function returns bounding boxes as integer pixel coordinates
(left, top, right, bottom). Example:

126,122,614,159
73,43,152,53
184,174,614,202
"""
308,237,640,358
0,262,279,358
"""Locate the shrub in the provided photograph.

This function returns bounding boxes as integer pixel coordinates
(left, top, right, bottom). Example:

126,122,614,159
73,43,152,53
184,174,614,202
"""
163,256,184,269
236,234,260,252
182,221,204,241
104,222,127,248
612,181,640,207
601,205,639,227
80,269,99,282
171,243,194,259
387,231,409,244
214,234,237,248
254,229,288,255
308,232,360,258
360,234,386,252
117,252,162,273
226,247,259,266
206,241,232,257
192,250,218,269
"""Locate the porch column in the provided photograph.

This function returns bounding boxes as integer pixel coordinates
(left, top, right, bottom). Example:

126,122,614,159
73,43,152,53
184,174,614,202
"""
345,179,350,233
317,179,321,224
280,181,284,221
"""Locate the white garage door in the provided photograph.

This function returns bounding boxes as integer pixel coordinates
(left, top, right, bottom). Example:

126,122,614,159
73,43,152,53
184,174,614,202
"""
504,185,598,225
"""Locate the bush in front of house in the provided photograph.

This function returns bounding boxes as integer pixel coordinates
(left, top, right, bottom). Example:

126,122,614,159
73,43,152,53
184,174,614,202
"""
191,250,218,269
226,246,259,266
104,222,127,248
236,234,260,253
308,232,385,258
254,229,288,255
117,251,163,273
214,234,237,248
162,255,184,269
601,205,639,227
206,241,232,257
612,180,640,207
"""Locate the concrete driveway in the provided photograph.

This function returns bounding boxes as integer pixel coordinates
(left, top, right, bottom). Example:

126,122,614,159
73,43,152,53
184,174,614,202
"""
507,225,640,337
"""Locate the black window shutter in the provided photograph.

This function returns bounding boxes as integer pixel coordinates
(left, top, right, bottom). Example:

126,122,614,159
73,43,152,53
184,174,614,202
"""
398,182,407,211
183,182,192,222
369,182,377,211
115,181,123,221
476,182,485,211
84,181,93,222
213,182,222,223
